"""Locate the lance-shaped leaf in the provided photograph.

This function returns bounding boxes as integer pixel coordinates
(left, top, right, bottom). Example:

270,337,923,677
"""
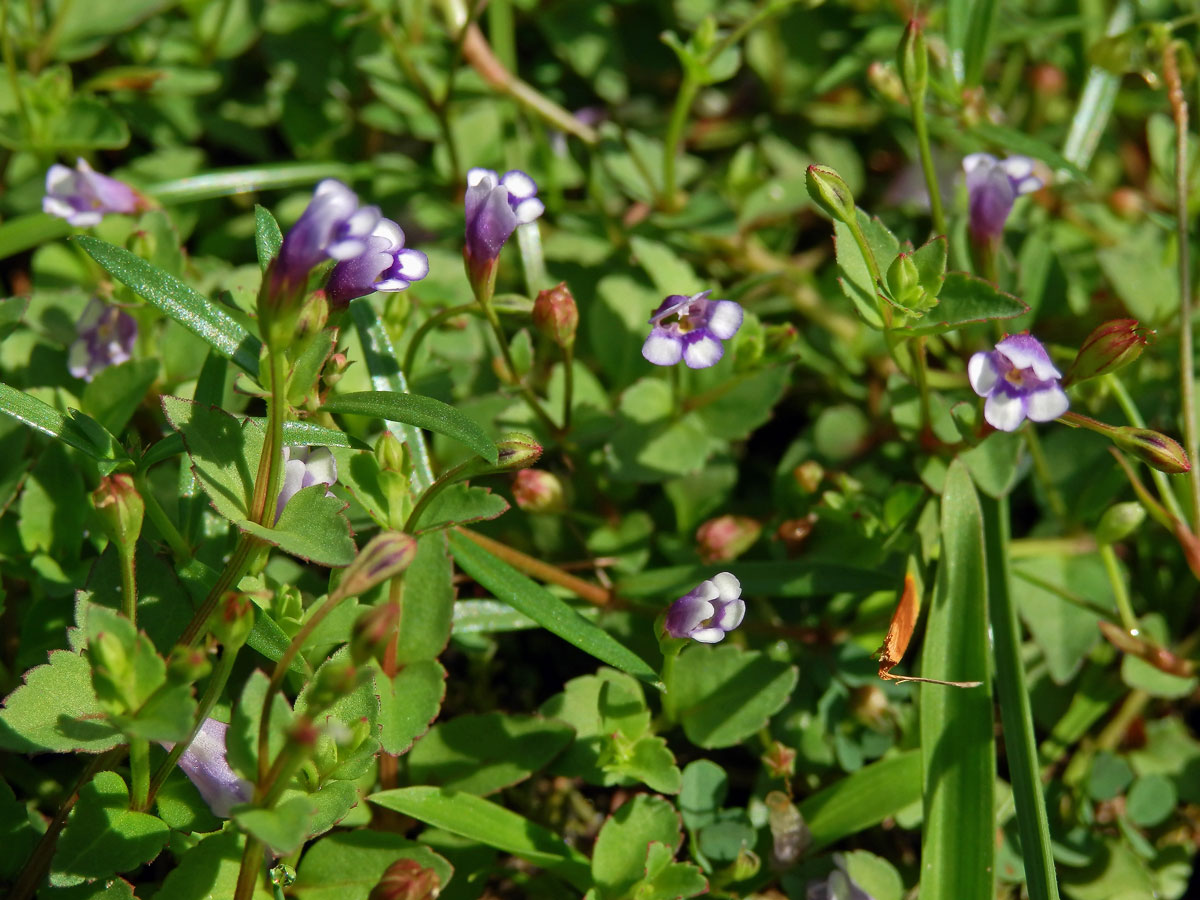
322,391,498,465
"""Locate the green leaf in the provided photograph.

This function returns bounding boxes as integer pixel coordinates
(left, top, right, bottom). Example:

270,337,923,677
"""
637,841,709,899
1125,774,1176,827
0,778,39,880
1062,2,1133,170
394,533,456,664
901,272,1027,336
911,236,948,298
449,532,658,684
666,644,797,748
840,851,904,900
614,733,682,795
920,460,995,900
157,830,273,900
679,759,728,831
255,204,283,273
0,382,122,462
75,235,263,377
368,787,591,890
227,670,294,783
323,391,497,466
50,771,169,887
234,795,319,855
960,430,1023,499
405,713,574,795
947,0,999,87
242,483,356,567
0,212,72,260
374,660,446,756
1097,225,1179,323
540,669,651,784
833,211,897,329
619,561,900,600
85,606,167,712
0,295,26,341
0,650,122,753
348,298,435,490
81,359,159,436
629,236,703,296
413,483,510,533
799,751,921,853
293,830,454,900
592,794,681,899
18,441,87,559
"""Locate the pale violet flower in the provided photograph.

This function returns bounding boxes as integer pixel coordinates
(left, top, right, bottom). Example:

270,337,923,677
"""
642,290,743,369
963,153,1042,243
171,718,252,818
463,168,544,268
272,180,380,295
43,158,145,226
664,572,744,643
325,218,429,307
68,299,137,381
276,446,337,522
968,333,1069,432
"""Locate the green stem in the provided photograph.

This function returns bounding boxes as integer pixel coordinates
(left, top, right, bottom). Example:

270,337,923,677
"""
201,0,235,63
911,94,945,236
234,836,266,900
128,738,150,812
562,345,575,433
118,546,137,625
1106,373,1188,523
480,300,560,437
659,639,685,721
1164,44,1200,528
661,74,699,212
0,0,29,136
913,336,933,430
1098,542,1139,632
249,347,290,528
29,0,73,72
402,302,479,377
146,645,240,807
178,534,258,647
486,0,515,69
1024,424,1068,522
135,472,193,563
982,496,1061,900
259,742,311,808
844,214,893,328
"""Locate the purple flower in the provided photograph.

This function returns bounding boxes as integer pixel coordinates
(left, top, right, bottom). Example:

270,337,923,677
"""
664,572,744,643
273,180,381,294
325,218,429,307
968,333,1069,432
68,299,137,381
641,290,743,369
172,718,252,818
276,446,338,522
43,158,145,226
806,855,875,900
464,168,544,269
963,153,1042,242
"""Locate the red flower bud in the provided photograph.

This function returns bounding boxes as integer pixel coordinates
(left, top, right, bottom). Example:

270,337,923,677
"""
695,515,761,563
532,282,579,348
1112,427,1190,474
369,858,441,900
512,469,566,514
1065,318,1151,384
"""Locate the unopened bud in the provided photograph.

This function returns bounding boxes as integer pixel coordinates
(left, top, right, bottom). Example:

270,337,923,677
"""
897,19,928,100
885,252,926,308
1030,63,1066,96
805,165,857,224
295,292,330,342
211,593,254,650
1112,427,1191,474
765,791,810,864
1095,501,1147,544
727,847,761,882
92,473,145,554
532,282,579,348
764,322,798,355
166,645,212,684
369,858,441,900
793,460,824,494
375,432,409,474
512,469,566,514
1065,319,1151,384
762,741,796,779
333,531,418,601
323,352,352,390
696,515,761,563
495,432,543,471
289,715,321,747
1108,187,1144,220
866,61,906,104
350,603,400,665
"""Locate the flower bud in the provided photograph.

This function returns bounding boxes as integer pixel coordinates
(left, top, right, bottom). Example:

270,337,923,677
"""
762,741,796,779
897,19,928,100
333,531,419,601
726,847,761,883
211,593,255,650
375,432,409,474
294,291,330,343
369,858,441,900
305,662,360,716
885,252,926,309
1112,427,1191,474
289,714,321,747
322,352,352,391
764,322,798,355
765,790,810,864
512,469,566,514
866,61,906,104
92,473,145,554
350,602,400,665
495,432,543,471
1065,319,1151,384
805,165,857,224
532,282,579,348
1096,501,1147,545
166,645,212,684
696,515,761,563
793,460,824,494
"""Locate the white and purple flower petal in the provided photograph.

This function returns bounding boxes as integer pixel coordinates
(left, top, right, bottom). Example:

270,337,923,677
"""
43,159,144,226
642,290,744,370
171,718,252,818
642,328,684,366
963,153,1042,242
68,298,138,382
325,218,429,306
663,572,745,643
275,446,338,522
682,331,724,369
969,333,1068,432
464,167,543,267
274,180,381,291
